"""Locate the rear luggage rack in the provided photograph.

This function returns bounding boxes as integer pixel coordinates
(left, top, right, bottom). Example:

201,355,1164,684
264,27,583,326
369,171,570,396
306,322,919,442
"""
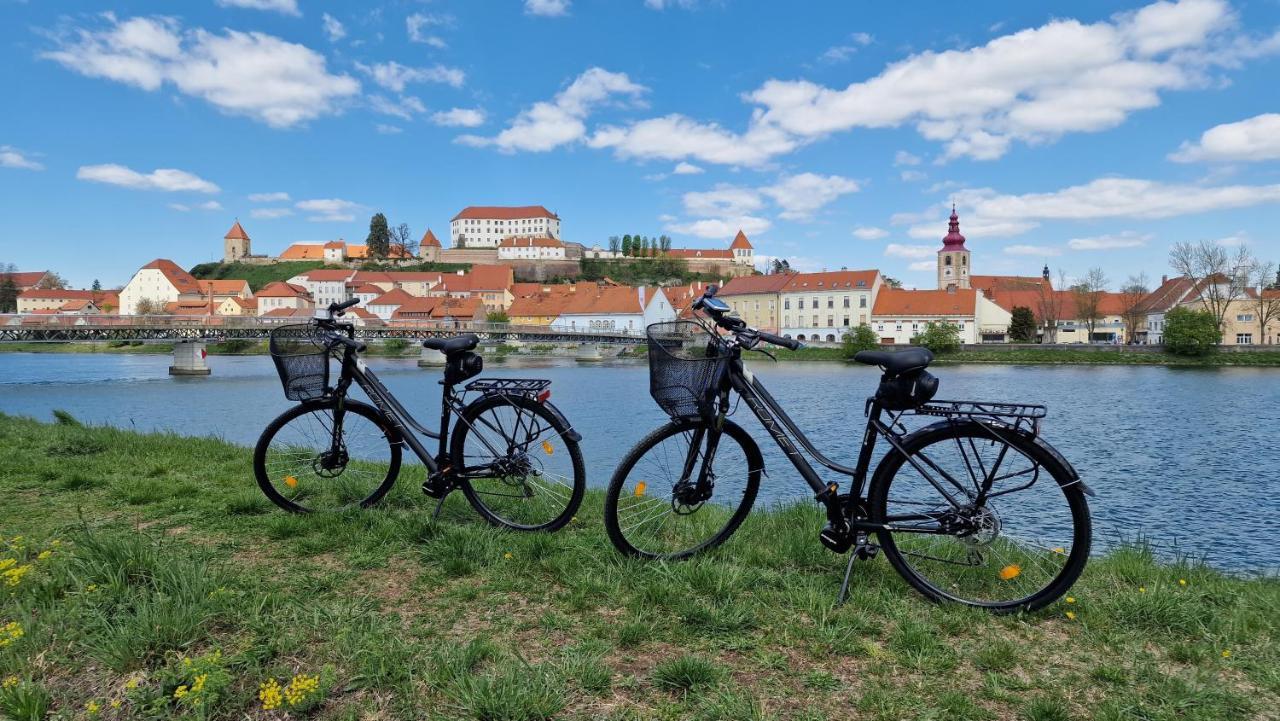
465,378,552,396
914,400,1047,435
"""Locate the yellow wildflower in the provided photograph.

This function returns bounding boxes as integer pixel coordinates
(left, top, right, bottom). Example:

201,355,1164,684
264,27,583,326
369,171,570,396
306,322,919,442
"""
1222,649,1232,658
2,676,17,689
0,621,23,648
1066,596,1076,604
85,700,100,715
1139,586,1146,593
2,564,31,587
503,552,513,560
36,550,52,561
110,700,121,710
173,685,188,700
124,678,139,691
51,540,62,548
0,559,14,571
1178,578,1188,586
191,674,207,693
1065,610,1076,620
259,678,283,711
283,673,320,707
86,583,99,593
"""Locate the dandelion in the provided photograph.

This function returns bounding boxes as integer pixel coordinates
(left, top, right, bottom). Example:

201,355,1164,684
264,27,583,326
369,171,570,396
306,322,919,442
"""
998,564,1021,581
2,676,17,689
0,621,23,648
283,673,320,707
1179,578,1188,586
259,678,283,711
1066,596,1076,604
503,552,513,560
1139,586,1146,593
86,583,99,593
1221,649,1232,659
85,700,100,715
1065,611,1076,620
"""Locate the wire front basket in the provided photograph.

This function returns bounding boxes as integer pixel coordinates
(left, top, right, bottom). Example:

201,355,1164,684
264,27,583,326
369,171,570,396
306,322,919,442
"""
269,324,334,401
646,320,727,419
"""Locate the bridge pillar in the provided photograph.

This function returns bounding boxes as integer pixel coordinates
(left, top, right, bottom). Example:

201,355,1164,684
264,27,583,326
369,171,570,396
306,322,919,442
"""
418,345,446,367
169,341,211,376
575,343,604,362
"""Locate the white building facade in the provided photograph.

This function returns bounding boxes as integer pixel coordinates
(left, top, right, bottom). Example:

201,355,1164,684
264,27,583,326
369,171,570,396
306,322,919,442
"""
779,270,882,342
450,206,561,248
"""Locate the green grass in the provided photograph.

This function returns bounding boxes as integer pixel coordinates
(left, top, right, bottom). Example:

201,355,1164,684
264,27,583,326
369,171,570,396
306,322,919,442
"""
188,260,328,291
0,412,1276,719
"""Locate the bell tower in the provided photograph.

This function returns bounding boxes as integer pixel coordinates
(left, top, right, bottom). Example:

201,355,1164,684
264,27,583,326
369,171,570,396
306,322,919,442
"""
223,221,251,263
937,205,970,291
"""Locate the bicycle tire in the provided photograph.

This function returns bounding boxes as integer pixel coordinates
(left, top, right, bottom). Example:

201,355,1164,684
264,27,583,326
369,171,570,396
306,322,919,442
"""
451,393,585,532
868,419,1091,613
604,418,762,559
253,399,401,513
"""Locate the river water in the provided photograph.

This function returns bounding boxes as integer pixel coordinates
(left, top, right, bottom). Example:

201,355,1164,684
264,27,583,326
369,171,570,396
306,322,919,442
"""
2,352,1277,573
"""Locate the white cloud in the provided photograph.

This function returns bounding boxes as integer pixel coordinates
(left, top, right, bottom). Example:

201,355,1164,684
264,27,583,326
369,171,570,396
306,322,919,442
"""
682,185,764,218
821,32,874,63
460,67,646,152
894,150,922,166
588,114,798,167
368,95,425,120
1169,113,1280,162
0,146,43,170
406,13,451,47
249,191,289,202
431,107,486,127
251,207,293,219
852,226,888,240
321,14,345,42
645,0,701,8
375,123,403,135
296,197,361,222
214,0,300,16
759,173,859,220
907,177,1280,239
667,216,771,239
356,61,463,92
885,243,935,259
672,161,703,175
900,170,927,182
169,200,223,212
1067,231,1151,250
1213,232,1249,247
1004,244,1061,256
43,15,359,128
908,260,936,272
77,163,220,193
525,0,570,17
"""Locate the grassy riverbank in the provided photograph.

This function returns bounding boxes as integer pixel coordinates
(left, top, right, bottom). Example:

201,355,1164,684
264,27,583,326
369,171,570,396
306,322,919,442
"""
1,413,1275,720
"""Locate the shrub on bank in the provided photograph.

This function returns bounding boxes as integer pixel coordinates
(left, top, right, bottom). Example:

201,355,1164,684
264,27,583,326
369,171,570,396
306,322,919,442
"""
1163,307,1220,356
841,324,879,358
912,322,962,354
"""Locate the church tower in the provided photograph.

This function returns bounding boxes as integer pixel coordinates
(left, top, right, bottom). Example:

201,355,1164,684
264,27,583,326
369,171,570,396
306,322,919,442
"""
223,221,251,263
937,205,970,291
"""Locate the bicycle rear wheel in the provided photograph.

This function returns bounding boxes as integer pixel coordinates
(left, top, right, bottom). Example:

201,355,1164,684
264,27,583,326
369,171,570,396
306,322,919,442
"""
253,400,401,513
451,394,585,531
868,420,1090,612
604,419,761,559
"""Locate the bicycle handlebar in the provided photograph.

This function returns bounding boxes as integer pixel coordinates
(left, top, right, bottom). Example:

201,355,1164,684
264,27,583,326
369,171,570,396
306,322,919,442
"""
693,284,805,351
757,330,802,351
329,298,360,317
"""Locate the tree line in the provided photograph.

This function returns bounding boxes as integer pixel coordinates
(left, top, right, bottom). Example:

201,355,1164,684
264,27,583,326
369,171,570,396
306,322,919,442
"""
606,234,672,257
365,213,416,258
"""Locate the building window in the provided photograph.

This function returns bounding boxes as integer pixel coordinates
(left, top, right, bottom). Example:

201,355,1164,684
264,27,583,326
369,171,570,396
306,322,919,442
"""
798,298,804,309
783,298,790,310
812,315,818,326
860,296,867,308
842,296,850,308
895,324,902,331
827,315,834,327
945,256,953,266
843,317,850,326
827,297,833,309
1237,333,1253,344
1237,314,1254,322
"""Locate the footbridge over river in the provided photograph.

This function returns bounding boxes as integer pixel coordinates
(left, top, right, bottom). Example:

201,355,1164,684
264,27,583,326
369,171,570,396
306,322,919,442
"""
0,315,645,375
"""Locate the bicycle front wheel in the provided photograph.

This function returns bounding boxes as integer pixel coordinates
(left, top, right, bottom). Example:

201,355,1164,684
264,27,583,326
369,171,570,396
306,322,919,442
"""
451,394,585,531
868,420,1091,612
253,400,401,513
604,419,761,559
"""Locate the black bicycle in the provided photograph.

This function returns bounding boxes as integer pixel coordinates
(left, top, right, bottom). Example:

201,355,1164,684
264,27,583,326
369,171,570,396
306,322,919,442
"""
253,299,585,531
604,286,1093,612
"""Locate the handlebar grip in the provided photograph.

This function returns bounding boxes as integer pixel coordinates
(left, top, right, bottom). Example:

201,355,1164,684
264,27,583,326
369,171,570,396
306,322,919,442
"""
757,330,802,351
330,298,360,314
333,334,366,353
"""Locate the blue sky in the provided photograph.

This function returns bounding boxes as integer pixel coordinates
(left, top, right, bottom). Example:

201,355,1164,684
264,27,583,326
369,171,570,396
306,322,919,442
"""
2,0,1279,289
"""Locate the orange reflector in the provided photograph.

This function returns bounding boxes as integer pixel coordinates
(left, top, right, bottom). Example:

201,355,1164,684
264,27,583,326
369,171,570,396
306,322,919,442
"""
542,440,554,456
284,475,298,488
634,481,647,497
999,564,1021,580
537,389,551,403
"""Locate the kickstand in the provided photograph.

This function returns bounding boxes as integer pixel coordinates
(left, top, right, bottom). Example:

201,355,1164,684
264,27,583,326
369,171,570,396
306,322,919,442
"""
432,493,448,521
836,551,858,606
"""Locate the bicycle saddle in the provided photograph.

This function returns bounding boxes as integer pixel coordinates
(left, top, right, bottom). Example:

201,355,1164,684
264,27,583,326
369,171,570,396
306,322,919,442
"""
423,334,480,354
853,347,934,375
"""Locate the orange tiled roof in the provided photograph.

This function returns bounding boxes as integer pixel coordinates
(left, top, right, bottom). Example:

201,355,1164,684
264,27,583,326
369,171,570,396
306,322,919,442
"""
367,288,417,306
970,275,1050,292
297,269,356,282
141,259,201,294
224,221,250,240
197,279,251,295
718,274,793,296
508,293,574,318
351,283,385,295
558,286,648,315
499,235,563,248
256,281,311,298
784,270,879,292
729,230,753,250
665,248,734,260
279,243,327,260
466,265,514,291
2,271,50,289
419,228,441,247
873,288,977,316
452,205,558,221
59,299,96,311
262,307,314,318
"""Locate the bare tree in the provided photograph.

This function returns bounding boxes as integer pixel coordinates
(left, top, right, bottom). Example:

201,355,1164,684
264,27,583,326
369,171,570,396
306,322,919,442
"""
607,235,620,254
1071,267,1109,341
1250,260,1280,345
1036,270,1067,343
35,272,68,290
1118,272,1149,344
1169,240,1253,332
134,297,162,316
389,223,413,259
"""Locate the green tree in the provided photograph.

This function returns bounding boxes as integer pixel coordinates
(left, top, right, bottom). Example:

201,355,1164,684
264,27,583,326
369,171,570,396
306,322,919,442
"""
882,276,903,289
621,235,633,256
1008,306,1037,342
913,321,962,354
659,235,672,253
640,236,650,257
91,279,103,292
841,324,879,358
366,213,391,258
0,268,16,313
486,310,509,323
1163,307,1220,356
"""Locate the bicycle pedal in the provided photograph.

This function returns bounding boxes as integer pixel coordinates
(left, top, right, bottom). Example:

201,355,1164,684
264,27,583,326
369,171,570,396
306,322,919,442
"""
819,524,854,554
421,479,450,499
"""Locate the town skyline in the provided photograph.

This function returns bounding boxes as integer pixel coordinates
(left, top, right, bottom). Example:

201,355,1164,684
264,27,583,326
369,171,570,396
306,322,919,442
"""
3,0,1280,289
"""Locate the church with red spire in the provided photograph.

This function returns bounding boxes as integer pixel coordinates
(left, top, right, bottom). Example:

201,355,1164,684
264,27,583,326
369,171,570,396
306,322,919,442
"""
937,205,970,291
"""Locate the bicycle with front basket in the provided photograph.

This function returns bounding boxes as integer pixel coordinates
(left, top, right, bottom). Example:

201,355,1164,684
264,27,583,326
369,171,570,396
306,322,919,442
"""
253,299,586,531
604,286,1093,612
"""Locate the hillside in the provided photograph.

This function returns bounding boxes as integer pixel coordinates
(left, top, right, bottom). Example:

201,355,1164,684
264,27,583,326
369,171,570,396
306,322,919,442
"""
579,257,732,286
189,260,472,291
